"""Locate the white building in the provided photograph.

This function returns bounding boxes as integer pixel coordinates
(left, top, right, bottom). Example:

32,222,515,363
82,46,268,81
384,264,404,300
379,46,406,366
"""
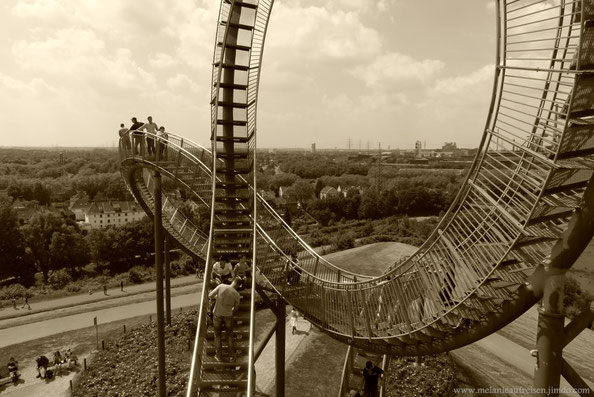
84,201,145,229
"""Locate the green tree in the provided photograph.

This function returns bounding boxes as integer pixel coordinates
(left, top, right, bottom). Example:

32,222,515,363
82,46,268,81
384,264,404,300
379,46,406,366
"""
314,179,324,198
0,200,35,285
283,179,314,204
22,213,88,282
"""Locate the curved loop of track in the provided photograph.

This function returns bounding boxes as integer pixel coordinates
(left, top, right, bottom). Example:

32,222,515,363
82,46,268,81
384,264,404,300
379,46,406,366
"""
121,0,594,356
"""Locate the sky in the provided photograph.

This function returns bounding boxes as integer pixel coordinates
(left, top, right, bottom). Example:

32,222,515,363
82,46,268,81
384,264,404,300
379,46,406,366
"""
0,0,498,150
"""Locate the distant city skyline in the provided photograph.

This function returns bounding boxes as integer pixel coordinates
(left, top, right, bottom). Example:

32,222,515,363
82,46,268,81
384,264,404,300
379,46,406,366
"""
0,0,497,149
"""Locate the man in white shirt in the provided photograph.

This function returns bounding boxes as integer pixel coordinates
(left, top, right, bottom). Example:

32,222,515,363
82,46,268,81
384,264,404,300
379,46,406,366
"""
208,278,241,361
141,116,159,157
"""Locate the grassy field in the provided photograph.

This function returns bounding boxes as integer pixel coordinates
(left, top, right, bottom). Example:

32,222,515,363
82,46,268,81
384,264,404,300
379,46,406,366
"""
324,239,594,294
323,242,417,275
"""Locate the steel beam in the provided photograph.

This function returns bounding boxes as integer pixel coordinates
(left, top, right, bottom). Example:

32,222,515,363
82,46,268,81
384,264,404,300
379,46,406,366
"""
154,171,166,397
533,273,565,397
165,236,171,326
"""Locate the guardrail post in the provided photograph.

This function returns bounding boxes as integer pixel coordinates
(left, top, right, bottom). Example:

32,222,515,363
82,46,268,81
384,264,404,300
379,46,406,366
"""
154,171,167,397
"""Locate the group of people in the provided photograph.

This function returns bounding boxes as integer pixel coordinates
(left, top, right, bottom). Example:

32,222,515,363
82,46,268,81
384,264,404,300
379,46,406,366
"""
211,255,251,290
118,116,169,159
11,296,31,310
35,349,77,380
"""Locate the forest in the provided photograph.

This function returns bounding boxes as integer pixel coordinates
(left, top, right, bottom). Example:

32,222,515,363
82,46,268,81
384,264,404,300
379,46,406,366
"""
0,148,465,293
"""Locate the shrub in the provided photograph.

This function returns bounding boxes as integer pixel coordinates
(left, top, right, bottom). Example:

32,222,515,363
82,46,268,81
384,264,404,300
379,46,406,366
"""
48,269,73,290
564,276,593,322
334,233,355,250
66,283,82,293
128,267,145,284
0,283,28,300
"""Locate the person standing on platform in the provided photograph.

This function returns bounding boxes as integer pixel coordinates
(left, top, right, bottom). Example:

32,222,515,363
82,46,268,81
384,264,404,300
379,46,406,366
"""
141,116,159,157
156,125,168,160
118,123,131,151
362,360,383,397
208,278,241,362
130,117,145,155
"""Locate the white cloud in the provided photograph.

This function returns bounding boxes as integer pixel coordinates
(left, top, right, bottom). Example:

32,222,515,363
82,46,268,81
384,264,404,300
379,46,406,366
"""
418,64,494,118
150,53,177,69
12,29,157,93
12,0,67,20
166,73,200,93
353,52,445,88
0,72,55,98
268,4,382,61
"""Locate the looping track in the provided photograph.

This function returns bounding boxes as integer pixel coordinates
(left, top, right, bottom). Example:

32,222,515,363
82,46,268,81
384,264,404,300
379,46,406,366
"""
120,1,594,395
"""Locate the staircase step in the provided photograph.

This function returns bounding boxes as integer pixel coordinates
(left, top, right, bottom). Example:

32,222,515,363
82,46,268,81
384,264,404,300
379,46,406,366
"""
225,0,258,9
217,167,252,174
216,135,252,143
216,100,250,109
217,197,251,203
220,21,255,31
216,152,249,159
217,82,248,90
202,360,249,370
213,61,250,71
216,181,250,189
200,386,246,396
205,344,249,355
526,208,574,226
215,208,252,216
217,42,251,52
214,228,253,234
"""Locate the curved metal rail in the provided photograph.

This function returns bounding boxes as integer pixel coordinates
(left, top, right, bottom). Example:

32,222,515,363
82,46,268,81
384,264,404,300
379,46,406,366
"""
119,0,594,394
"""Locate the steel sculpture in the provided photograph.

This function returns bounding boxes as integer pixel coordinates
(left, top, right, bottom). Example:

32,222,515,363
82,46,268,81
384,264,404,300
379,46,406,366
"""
119,1,594,396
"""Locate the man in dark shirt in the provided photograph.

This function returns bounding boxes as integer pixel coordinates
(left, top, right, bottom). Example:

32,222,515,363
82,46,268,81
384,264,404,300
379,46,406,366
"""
129,117,145,155
362,360,383,397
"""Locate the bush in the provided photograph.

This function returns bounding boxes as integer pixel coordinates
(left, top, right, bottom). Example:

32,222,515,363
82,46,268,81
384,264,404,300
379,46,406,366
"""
334,233,355,250
564,276,593,323
48,269,73,290
0,283,28,300
66,283,82,293
128,267,145,284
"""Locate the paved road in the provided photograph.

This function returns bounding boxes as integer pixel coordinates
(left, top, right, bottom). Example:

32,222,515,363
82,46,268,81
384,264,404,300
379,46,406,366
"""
0,275,200,324
0,286,202,348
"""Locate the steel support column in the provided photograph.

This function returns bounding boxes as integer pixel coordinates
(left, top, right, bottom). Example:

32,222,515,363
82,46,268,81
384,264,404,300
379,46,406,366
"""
533,273,565,397
165,236,171,326
154,171,166,397
275,299,286,397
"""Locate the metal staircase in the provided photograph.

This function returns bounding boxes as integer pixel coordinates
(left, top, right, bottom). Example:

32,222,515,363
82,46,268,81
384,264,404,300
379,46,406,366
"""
119,1,594,396
339,347,389,397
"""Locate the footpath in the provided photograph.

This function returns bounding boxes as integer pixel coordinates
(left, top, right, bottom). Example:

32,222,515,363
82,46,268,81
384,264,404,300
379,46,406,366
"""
0,275,201,329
